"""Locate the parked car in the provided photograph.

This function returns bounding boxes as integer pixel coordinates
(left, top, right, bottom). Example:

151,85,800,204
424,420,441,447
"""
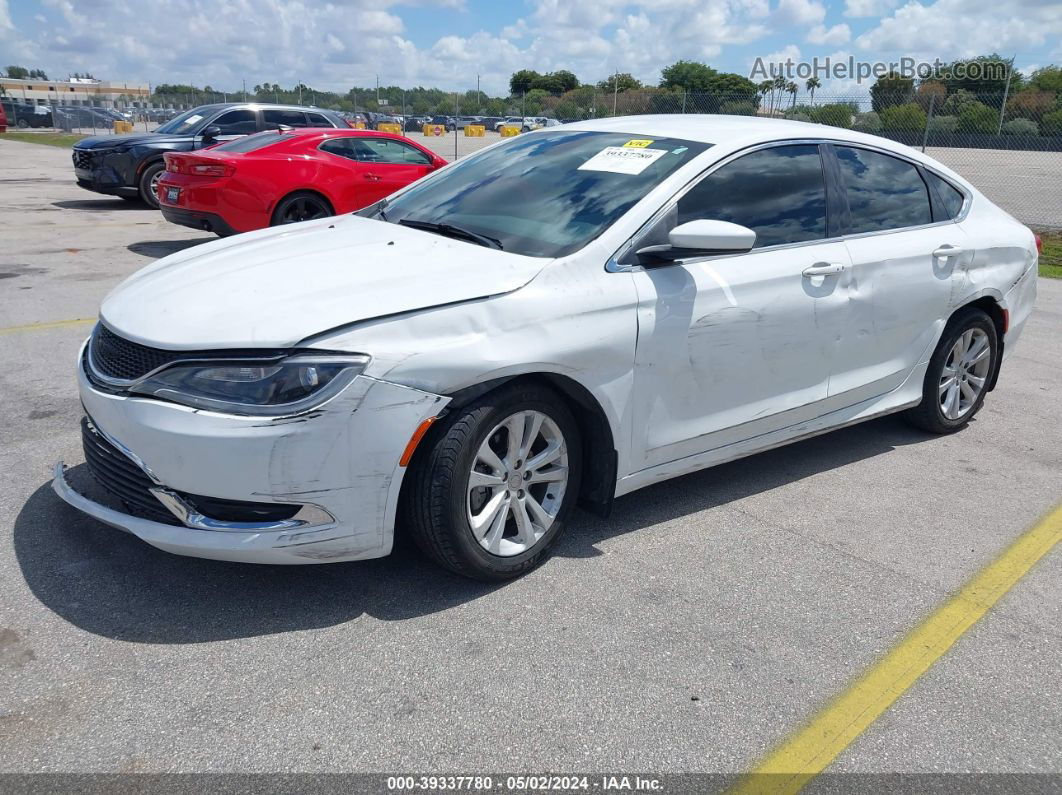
53,105,114,130
495,116,534,132
54,116,1037,580
430,115,457,132
156,128,446,236
0,103,6,133
403,115,431,131
70,103,347,208
1,100,51,128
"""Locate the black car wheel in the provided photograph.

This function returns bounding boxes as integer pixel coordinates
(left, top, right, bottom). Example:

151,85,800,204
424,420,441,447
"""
403,382,582,581
17,118,29,129
270,192,334,226
137,161,165,208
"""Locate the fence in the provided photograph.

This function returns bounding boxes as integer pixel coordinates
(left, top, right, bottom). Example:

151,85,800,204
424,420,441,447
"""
9,86,1060,229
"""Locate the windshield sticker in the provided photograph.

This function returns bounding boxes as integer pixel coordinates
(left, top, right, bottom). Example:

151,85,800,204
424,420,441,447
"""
578,146,668,175
672,146,688,154
623,139,654,148
184,114,203,126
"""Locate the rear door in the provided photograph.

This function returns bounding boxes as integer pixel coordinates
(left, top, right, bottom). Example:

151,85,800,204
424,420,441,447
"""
826,144,968,404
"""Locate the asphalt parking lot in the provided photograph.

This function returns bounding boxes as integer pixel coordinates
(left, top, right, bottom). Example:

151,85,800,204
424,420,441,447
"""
0,138,1059,782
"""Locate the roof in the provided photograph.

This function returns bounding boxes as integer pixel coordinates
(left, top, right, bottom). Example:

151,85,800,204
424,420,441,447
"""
565,113,903,150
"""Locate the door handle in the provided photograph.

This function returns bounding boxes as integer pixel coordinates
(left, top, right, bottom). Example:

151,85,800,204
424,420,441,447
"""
932,245,968,258
802,262,846,277
364,173,381,182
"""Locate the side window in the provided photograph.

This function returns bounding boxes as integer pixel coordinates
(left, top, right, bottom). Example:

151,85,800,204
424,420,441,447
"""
835,146,932,233
677,144,827,248
305,112,335,128
926,172,966,220
263,109,308,129
354,138,432,165
210,109,258,135
319,138,358,161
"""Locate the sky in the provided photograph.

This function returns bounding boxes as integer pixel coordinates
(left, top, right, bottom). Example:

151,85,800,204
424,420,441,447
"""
2,0,1060,97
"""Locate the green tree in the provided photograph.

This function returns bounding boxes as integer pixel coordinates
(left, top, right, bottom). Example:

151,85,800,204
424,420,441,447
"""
1001,118,1038,136
660,60,718,92
510,70,541,95
1026,66,1062,95
806,76,820,104
5,65,28,78
914,80,946,112
812,102,855,128
880,102,927,132
934,54,1018,96
1040,108,1062,135
870,72,914,113
957,101,997,133
597,73,642,93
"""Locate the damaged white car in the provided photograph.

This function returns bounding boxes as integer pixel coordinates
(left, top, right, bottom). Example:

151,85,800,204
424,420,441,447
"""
55,115,1038,580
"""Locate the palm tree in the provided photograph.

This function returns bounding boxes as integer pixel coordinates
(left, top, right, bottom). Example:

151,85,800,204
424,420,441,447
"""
758,80,772,115
806,77,821,105
773,75,787,116
787,82,798,109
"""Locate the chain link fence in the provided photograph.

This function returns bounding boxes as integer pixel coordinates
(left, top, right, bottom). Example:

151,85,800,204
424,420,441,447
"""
8,85,1059,229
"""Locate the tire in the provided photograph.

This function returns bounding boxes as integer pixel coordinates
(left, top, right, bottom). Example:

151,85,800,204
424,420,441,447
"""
270,191,334,226
137,160,165,209
17,118,29,129
902,307,998,434
404,382,582,581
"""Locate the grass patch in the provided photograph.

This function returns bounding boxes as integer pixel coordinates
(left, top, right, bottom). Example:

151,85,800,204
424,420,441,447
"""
0,131,87,147
1039,231,1062,279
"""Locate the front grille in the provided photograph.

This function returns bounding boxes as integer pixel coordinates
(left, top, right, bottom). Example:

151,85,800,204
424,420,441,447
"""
81,417,181,525
72,149,93,169
89,324,183,382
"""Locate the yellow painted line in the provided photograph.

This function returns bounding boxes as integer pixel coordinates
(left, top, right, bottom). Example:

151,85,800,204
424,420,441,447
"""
733,504,1062,795
0,317,95,335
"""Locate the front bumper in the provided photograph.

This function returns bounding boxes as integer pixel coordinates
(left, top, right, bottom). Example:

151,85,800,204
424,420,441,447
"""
54,365,448,564
72,149,137,197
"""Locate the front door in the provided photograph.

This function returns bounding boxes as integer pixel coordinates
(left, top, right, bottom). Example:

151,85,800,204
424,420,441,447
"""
628,143,849,469
348,137,435,205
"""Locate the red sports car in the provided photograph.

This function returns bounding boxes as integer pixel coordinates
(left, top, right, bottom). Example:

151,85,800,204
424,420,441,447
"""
157,128,447,236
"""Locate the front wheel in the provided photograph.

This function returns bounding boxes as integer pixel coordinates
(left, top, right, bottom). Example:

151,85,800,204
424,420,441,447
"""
404,383,582,581
903,307,998,434
137,161,165,208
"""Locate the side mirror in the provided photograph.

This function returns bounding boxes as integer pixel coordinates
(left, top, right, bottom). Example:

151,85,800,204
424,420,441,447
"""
637,219,756,263
201,124,222,141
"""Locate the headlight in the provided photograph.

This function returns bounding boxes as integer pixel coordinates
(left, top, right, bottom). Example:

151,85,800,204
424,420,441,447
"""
128,354,370,416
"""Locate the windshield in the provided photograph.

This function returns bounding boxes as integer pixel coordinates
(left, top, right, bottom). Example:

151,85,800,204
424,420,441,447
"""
156,107,211,135
373,130,710,258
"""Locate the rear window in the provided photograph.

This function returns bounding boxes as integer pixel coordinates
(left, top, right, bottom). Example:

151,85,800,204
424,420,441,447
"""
212,131,289,153
927,172,966,219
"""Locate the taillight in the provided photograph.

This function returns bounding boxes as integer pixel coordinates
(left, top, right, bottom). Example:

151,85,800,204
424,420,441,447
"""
1035,234,1042,254
190,163,234,177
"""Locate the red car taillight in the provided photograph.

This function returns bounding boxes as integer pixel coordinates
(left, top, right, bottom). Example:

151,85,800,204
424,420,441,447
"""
190,163,235,177
1035,234,1042,254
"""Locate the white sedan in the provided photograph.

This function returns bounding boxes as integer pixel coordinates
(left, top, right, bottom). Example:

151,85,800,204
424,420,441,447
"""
54,115,1039,580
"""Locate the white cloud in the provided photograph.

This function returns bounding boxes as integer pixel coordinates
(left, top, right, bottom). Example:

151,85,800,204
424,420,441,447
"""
775,0,827,26
807,23,851,45
843,0,899,18
855,0,1062,61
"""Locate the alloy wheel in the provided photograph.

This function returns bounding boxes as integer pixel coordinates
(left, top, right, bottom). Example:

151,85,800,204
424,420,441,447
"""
281,197,330,224
466,410,569,557
939,328,991,420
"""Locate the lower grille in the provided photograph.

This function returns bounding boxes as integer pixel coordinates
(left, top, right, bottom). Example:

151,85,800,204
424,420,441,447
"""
72,149,93,169
81,417,181,526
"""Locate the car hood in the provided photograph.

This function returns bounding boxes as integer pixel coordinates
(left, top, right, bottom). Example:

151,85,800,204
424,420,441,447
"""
100,215,548,350
75,132,188,149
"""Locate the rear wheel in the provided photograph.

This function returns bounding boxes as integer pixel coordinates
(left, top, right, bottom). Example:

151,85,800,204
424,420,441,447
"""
903,307,998,434
404,383,582,581
137,161,165,208
270,192,334,226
